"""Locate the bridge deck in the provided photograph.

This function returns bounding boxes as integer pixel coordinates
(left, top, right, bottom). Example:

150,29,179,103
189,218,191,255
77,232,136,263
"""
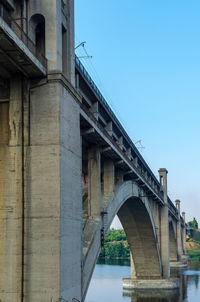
75,56,182,223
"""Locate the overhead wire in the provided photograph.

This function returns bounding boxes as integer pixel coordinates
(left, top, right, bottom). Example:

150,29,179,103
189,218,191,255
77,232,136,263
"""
75,37,152,162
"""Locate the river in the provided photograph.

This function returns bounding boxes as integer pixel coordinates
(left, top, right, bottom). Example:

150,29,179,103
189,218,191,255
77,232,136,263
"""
85,259,200,302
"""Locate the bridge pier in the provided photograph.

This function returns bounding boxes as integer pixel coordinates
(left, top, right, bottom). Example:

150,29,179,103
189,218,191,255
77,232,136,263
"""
88,146,101,217
103,159,115,196
176,200,183,259
159,168,170,279
123,169,182,291
0,77,24,302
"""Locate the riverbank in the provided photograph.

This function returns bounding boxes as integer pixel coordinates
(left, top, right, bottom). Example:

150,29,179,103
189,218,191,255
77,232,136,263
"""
99,229,200,261
186,239,200,260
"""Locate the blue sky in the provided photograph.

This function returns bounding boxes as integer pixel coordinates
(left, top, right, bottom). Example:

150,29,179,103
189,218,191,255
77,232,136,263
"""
75,0,200,226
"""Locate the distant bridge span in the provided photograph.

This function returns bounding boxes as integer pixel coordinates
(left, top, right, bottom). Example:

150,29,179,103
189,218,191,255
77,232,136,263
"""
77,57,187,299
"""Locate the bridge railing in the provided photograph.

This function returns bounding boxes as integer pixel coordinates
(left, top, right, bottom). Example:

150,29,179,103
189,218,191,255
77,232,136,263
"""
167,197,178,218
75,56,162,189
80,101,164,201
76,56,181,220
0,6,47,68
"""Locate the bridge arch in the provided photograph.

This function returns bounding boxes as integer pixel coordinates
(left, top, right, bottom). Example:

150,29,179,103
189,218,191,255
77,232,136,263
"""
82,181,162,300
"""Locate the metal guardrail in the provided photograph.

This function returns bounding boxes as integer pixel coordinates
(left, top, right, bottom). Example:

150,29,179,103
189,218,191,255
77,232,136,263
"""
0,8,47,68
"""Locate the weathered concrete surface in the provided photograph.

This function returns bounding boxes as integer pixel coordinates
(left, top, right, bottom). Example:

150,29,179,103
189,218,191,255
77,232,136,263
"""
60,78,82,301
88,147,101,217
0,77,23,302
123,278,180,289
25,80,61,301
103,159,114,196
170,261,187,268
24,76,82,302
0,1,188,300
123,288,179,299
0,18,46,76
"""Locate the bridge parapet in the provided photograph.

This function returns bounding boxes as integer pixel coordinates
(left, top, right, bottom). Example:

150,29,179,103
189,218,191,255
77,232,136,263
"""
0,4,47,76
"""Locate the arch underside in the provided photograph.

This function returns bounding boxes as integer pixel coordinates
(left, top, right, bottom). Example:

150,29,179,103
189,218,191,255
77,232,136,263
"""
82,181,162,300
118,197,162,279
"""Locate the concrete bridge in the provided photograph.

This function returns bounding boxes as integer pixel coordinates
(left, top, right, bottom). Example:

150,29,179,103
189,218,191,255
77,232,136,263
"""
0,1,187,301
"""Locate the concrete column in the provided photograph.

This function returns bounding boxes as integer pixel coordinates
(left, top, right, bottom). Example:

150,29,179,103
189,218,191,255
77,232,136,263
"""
103,159,114,196
24,78,82,301
175,200,183,259
90,102,99,120
66,0,75,85
151,201,161,249
182,212,186,255
117,136,123,149
115,169,124,190
88,146,101,217
158,168,170,279
105,121,113,137
0,77,23,302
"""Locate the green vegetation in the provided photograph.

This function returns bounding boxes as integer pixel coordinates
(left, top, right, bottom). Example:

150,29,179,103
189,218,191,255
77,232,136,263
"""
104,229,127,242
187,248,200,261
99,229,130,259
187,217,200,260
188,217,198,230
100,218,200,261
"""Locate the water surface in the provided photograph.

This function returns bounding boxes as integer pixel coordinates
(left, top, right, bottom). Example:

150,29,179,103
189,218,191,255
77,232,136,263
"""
86,259,200,302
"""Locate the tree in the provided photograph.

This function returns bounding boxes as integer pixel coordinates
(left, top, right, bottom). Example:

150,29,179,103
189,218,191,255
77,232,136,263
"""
188,217,198,229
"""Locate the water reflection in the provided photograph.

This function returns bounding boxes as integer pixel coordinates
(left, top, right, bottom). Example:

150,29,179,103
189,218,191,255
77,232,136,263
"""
86,260,200,302
123,275,188,302
97,258,130,266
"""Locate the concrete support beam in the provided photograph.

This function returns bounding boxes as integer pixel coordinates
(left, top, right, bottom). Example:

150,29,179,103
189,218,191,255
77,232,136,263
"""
105,121,113,137
176,200,183,259
88,147,101,217
134,157,138,168
103,159,114,196
90,102,99,120
117,136,123,150
126,147,132,160
158,168,170,279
